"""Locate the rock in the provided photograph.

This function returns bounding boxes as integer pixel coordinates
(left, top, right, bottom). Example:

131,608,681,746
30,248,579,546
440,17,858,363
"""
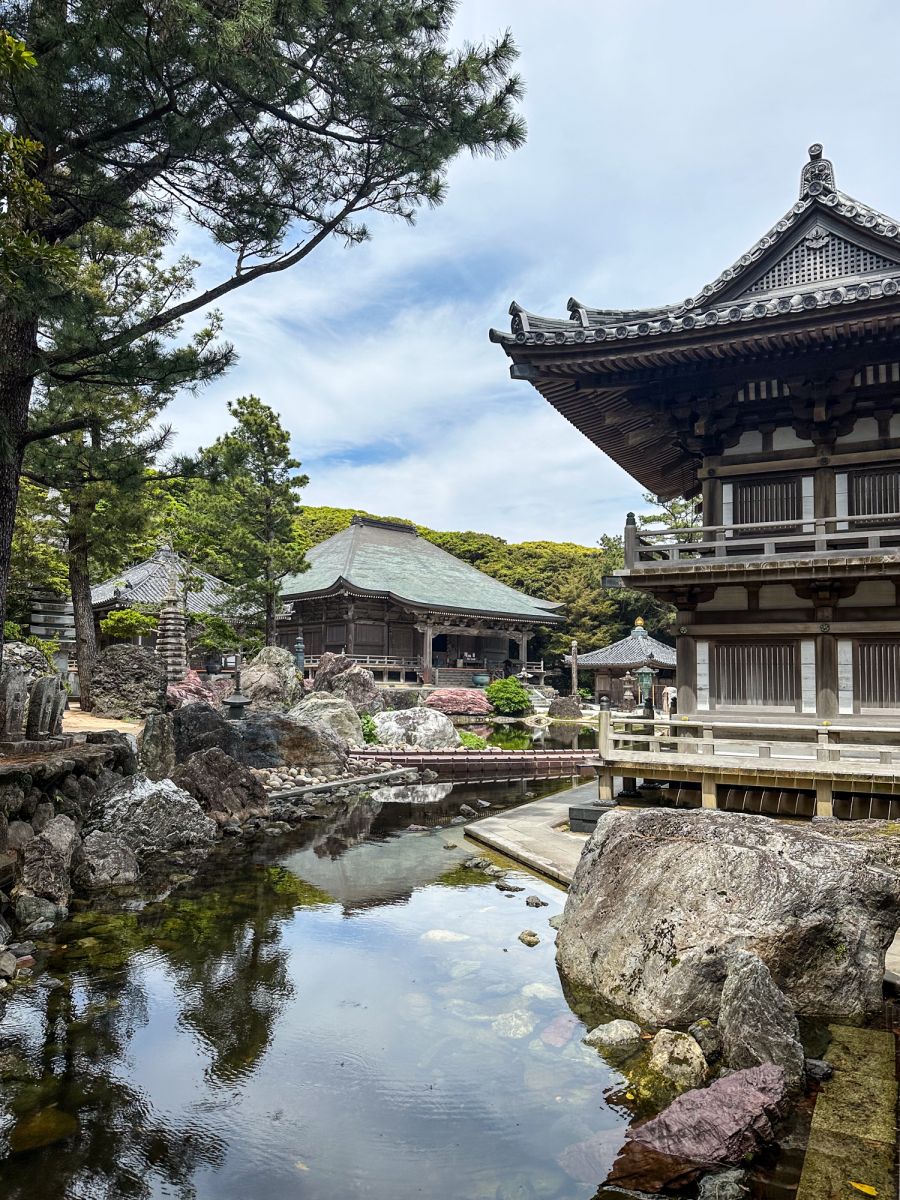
14,815,78,907
548,913,563,931
166,669,230,711
241,646,302,711
648,1029,708,1092
378,687,424,711
0,950,16,978
496,882,525,893
424,688,494,716
688,1018,723,1065
88,775,218,859
15,895,65,928
289,694,364,747
519,930,540,947
313,652,381,713
85,729,139,775
557,807,900,1025
804,1057,833,1083
717,951,805,1093
170,747,267,821
0,914,11,944
91,644,168,719
606,1064,789,1192
526,895,548,908
8,1106,79,1153
72,831,140,890
373,708,461,750
583,1019,643,1049
138,712,177,781
6,821,34,852
548,694,583,719
697,1169,750,1200
458,803,478,818
3,643,53,693
239,713,349,771
171,702,242,763
30,801,53,834
492,1009,537,1039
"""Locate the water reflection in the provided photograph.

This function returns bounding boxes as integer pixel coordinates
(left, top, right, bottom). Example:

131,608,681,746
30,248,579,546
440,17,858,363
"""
0,780,632,1200
488,722,600,752
369,782,455,805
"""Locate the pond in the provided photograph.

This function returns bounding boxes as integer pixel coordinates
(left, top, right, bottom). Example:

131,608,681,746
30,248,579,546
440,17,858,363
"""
486,723,601,752
0,780,805,1199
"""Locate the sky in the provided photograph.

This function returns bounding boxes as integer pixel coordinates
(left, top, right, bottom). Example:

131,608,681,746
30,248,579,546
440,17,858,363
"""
167,0,900,546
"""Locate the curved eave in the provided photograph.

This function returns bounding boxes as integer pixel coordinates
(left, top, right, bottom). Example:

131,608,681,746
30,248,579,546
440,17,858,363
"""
565,653,675,669
280,577,564,625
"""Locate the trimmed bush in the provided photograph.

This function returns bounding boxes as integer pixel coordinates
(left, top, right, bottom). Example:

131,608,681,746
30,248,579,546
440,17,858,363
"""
485,676,532,716
458,730,488,750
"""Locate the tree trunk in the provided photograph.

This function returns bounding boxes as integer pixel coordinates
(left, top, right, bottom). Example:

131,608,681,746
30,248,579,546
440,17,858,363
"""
264,590,276,647
68,498,98,711
0,312,39,670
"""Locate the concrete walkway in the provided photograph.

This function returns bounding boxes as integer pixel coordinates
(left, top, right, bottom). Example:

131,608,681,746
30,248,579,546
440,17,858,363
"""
464,780,592,885
63,706,142,737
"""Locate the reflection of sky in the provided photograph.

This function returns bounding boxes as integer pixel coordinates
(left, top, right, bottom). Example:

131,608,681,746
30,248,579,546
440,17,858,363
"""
2,821,630,1200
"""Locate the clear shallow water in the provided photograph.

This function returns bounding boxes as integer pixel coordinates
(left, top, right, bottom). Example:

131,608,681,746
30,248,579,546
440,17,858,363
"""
0,781,634,1200
486,724,600,752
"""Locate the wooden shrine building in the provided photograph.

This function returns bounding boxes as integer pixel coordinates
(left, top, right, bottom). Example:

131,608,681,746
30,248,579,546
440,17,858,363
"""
565,618,676,707
278,516,562,687
493,145,900,817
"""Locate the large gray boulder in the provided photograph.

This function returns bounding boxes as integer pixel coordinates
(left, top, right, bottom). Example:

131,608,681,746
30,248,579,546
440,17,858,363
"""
88,775,217,859
2,642,52,689
171,703,241,763
241,646,302,711
557,807,900,1025
72,830,140,890
547,694,583,720
92,645,168,719
238,712,349,771
289,694,364,747
312,652,381,713
373,708,461,750
170,747,267,822
603,1064,788,1193
14,815,78,907
718,951,805,1092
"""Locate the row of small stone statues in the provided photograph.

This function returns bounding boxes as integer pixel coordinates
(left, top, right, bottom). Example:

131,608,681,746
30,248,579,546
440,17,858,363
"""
0,670,67,744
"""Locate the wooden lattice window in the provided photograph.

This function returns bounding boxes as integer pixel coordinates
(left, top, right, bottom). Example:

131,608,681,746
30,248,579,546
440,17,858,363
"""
714,642,797,708
733,477,802,527
355,622,385,649
303,628,323,655
848,468,900,519
857,640,900,711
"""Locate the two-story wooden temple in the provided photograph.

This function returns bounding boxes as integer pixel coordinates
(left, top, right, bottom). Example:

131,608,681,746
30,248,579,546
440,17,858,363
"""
492,146,900,817
278,516,562,686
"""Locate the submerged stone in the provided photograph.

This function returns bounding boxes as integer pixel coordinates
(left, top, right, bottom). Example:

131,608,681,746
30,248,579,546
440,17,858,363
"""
9,1105,79,1153
583,1019,643,1049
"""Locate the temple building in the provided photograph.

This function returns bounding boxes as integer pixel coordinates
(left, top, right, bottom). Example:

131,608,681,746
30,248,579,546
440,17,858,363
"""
493,145,900,729
278,516,562,686
565,618,676,707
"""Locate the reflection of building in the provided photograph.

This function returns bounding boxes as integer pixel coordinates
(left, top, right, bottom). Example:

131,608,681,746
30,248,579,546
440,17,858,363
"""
494,146,900,816
279,516,562,687
564,619,675,706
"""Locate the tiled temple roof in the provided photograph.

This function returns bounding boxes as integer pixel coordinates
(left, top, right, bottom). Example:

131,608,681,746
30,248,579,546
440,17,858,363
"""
91,549,232,615
564,620,676,670
281,516,563,623
491,147,900,349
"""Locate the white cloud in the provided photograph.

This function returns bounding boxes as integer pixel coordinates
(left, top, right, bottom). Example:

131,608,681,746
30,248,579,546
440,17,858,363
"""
167,0,900,543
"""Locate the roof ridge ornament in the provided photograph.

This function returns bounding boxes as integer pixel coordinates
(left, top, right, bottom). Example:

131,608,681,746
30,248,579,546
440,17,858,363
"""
800,143,835,198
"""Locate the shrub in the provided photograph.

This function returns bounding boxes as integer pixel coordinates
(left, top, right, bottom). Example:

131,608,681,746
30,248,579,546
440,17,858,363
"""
458,730,487,750
360,712,379,744
3,620,23,641
578,687,592,701
99,607,159,640
485,676,532,716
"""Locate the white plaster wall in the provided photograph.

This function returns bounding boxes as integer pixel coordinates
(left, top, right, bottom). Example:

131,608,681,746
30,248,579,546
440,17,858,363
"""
696,586,748,611
722,430,763,457
836,417,879,445
772,427,810,450
759,585,806,610
837,580,895,607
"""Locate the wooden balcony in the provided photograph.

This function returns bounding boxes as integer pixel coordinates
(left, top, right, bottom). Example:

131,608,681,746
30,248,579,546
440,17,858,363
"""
623,511,900,574
301,655,546,686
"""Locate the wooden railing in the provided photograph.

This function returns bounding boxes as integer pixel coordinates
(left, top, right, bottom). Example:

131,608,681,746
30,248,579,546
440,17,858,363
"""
623,511,900,570
598,710,900,767
304,654,421,670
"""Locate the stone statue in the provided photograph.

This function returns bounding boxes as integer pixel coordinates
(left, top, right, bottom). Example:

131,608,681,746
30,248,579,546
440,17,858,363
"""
0,670,28,741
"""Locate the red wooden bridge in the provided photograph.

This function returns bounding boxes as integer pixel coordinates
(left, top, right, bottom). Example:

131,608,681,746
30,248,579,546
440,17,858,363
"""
348,747,600,781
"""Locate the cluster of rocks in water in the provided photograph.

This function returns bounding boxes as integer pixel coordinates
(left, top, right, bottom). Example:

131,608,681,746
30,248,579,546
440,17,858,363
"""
555,804,900,1194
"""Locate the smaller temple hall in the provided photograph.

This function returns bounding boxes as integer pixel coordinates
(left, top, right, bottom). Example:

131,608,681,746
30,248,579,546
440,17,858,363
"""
278,516,562,687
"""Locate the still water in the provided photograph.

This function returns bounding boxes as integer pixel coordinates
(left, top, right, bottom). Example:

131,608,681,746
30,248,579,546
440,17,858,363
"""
0,780,637,1200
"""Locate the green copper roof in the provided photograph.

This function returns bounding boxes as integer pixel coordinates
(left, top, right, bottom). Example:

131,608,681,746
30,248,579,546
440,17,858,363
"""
281,517,563,623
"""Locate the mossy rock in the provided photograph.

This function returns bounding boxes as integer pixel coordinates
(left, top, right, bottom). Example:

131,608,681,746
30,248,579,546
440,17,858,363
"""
9,1105,79,1153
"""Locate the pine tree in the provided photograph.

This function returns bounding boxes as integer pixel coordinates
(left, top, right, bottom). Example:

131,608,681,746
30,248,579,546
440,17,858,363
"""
0,6,524,650
194,397,308,646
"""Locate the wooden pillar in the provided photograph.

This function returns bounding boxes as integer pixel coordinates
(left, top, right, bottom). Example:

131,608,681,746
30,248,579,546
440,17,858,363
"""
676,633,697,715
598,771,614,803
518,630,528,669
816,633,838,720
815,778,833,818
701,774,717,809
422,622,434,684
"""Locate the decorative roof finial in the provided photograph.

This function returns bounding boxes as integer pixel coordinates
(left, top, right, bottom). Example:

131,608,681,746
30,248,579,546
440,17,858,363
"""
800,143,835,198
633,616,647,637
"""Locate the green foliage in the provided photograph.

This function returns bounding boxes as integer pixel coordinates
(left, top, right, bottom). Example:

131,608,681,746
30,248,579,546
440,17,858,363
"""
578,688,592,701
99,608,158,639
3,620,23,641
26,632,60,669
485,677,532,716
189,613,243,654
458,730,487,750
193,396,308,642
360,713,380,745
7,482,69,624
